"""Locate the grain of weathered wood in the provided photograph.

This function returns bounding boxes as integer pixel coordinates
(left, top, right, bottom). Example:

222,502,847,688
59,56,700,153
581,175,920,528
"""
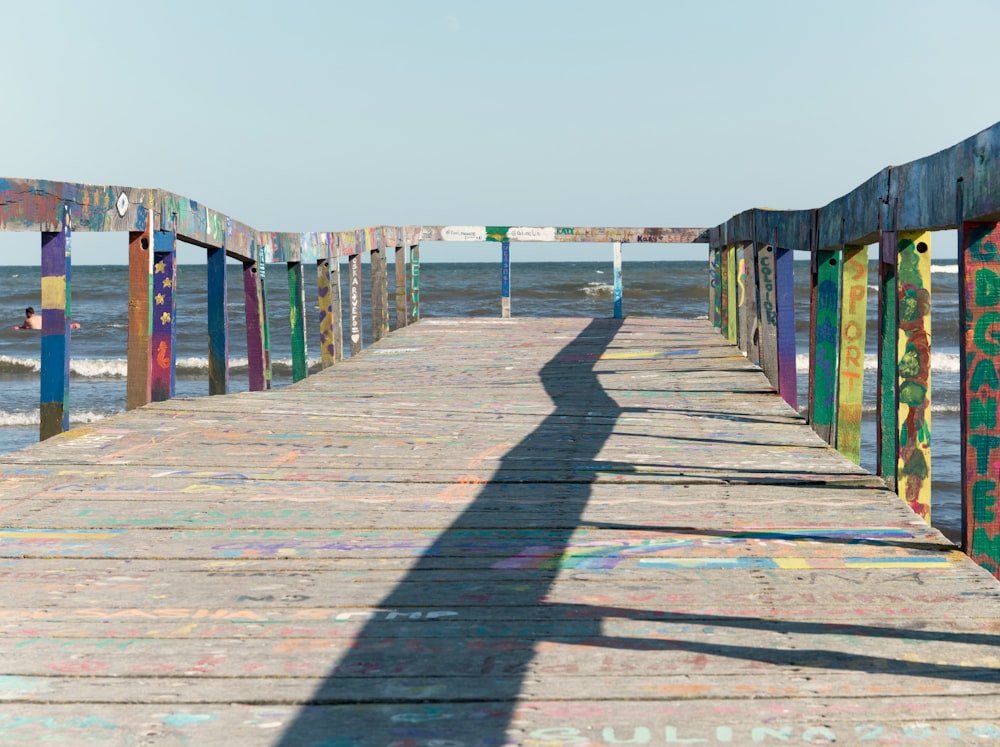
0,317,998,746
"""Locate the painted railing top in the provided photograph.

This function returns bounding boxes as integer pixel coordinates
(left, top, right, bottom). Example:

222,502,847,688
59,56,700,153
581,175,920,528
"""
709,119,1000,250
0,178,707,263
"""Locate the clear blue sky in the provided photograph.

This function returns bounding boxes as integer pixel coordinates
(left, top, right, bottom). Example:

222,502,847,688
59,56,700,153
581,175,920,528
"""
2,0,997,263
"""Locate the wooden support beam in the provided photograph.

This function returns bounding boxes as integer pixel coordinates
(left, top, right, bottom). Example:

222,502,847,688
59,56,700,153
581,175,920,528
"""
725,246,737,344
755,243,779,390
959,221,1000,575
501,241,511,319
126,226,153,410
259,251,273,390
774,246,798,411
736,244,748,353
742,242,760,365
896,231,932,522
612,241,623,319
206,246,229,395
287,261,308,381
409,245,420,324
876,231,899,489
243,254,267,391
39,207,71,440
316,258,337,368
394,244,408,329
835,245,868,464
371,248,389,342
349,252,363,356
808,249,839,444
150,230,177,403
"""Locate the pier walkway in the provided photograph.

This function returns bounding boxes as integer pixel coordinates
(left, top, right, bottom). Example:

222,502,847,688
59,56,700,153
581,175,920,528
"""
1,317,999,745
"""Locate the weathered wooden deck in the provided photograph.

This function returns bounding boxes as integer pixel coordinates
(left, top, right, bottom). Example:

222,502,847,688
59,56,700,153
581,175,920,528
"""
1,317,999,745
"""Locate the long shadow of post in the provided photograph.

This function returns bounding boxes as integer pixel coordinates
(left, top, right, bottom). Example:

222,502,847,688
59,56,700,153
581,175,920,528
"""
277,318,622,745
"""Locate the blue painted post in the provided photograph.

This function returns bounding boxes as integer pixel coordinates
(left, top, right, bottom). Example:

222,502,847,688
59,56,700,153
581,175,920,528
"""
501,240,511,318
206,245,229,395
613,241,623,319
150,231,177,402
39,206,71,440
775,245,797,411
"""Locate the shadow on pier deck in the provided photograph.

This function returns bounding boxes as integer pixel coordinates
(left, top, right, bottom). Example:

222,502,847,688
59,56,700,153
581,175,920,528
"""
1,318,999,745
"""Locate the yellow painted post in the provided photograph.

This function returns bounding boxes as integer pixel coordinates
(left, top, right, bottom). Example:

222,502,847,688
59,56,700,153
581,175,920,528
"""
836,245,868,463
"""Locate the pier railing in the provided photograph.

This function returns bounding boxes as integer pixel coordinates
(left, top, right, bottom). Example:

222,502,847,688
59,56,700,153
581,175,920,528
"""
5,120,1000,578
706,119,1000,578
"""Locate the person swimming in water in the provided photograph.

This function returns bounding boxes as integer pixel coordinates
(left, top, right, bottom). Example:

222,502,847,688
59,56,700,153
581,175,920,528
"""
19,307,41,330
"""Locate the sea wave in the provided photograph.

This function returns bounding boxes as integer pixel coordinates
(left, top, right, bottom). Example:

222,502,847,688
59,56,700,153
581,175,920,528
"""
581,282,614,298
0,410,111,427
932,264,958,274
1,355,323,378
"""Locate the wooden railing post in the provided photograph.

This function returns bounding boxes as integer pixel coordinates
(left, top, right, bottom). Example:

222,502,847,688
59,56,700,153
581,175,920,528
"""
754,242,779,390
896,231,932,521
774,245,797,411
409,244,420,323
725,245,737,344
243,248,269,391
316,256,338,368
959,220,1000,574
348,251,363,356
394,241,408,329
709,246,723,327
876,230,899,489
206,245,229,395
39,205,72,440
287,261,308,381
501,240,511,318
742,241,760,365
126,224,153,410
808,248,840,443
835,245,868,463
612,241,623,319
150,230,177,402
371,245,389,341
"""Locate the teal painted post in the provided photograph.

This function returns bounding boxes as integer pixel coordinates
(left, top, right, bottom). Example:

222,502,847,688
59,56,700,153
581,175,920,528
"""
206,246,229,395
809,249,839,444
150,230,177,402
287,261,308,381
409,244,420,323
39,206,72,440
877,231,899,488
613,241,623,319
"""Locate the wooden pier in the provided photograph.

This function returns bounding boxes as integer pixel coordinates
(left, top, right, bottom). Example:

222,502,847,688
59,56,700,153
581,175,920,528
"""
2,317,1000,744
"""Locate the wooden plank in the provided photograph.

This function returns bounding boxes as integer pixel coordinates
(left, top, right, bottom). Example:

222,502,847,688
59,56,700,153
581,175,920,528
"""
394,243,408,329
959,221,1000,576
421,225,707,244
896,231,932,521
836,245,868,463
287,261,308,381
877,231,899,488
808,249,839,444
348,252,363,356
39,206,71,440
502,240,512,318
206,245,229,395
125,226,153,410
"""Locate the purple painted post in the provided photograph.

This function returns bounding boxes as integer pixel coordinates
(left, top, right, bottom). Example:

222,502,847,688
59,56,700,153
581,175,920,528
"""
774,245,797,411
243,254,266,391
39,206,72,440
150,231,177,402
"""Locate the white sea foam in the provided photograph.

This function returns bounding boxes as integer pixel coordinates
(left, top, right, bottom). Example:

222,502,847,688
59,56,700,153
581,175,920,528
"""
932,264,958,274
796,351,960,373
582,282,614,298
0,410,110,426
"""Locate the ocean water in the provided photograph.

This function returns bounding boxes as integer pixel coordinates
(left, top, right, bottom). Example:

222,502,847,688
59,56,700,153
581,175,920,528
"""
0,259,962,541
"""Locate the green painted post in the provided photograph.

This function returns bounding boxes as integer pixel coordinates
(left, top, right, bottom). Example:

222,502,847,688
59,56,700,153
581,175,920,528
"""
876,231,898,489
809,249,840,444
288,261,308,382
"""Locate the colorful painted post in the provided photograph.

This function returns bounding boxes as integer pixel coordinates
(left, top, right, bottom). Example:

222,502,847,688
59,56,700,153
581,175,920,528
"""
409,244,420,324
243,253,267,392
349,252,363,356
726,245,738,344
719,246,730,338
774,246,798,411
39,206,71,440
258,246,273,390
742,242,760,365
612,241,623,319
755,243,779,390
371,248,389,342
394,244,408,329
710,247,723,327
316,258,337,368
835,245,868,464
126,225,153,410
501,240,511,319
735,244,748,354
206,245,229,395
896,231,932,521
808,249,839,444
150,231,177,402
959,221,1000,574
287,261,308,381
877,231,899,488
